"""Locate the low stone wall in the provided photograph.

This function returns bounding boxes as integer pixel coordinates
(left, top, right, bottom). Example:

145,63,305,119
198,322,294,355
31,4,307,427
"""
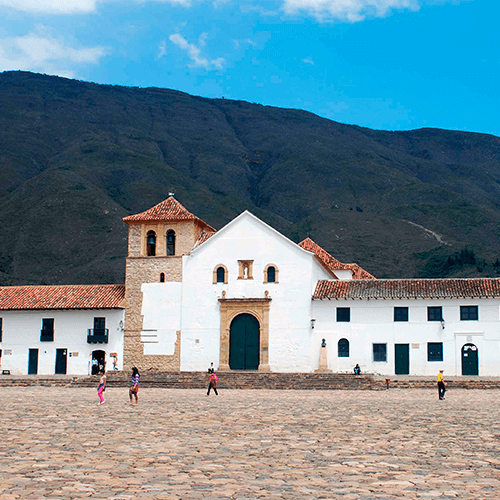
1,371,500,390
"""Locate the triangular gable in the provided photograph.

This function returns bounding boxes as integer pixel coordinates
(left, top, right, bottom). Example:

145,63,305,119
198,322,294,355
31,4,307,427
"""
299,237,376,280
123,196,215,231
190,210,317,260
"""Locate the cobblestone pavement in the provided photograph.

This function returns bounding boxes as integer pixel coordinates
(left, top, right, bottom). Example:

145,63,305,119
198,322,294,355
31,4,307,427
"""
2,387,500,499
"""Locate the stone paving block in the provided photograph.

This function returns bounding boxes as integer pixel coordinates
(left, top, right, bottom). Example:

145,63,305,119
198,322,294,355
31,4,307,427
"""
1,387,500,498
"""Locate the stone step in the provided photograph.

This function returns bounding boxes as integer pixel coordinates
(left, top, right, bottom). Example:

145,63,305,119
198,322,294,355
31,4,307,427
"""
1,371,500,390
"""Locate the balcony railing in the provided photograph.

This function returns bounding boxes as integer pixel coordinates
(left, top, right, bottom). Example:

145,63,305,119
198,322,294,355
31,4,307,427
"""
40,329,54,342
87,329,109,344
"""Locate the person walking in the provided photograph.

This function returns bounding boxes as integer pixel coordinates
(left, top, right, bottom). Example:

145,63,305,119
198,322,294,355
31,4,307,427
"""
437,369,446,400
207,372,218,396
129,366,140,406
97,369,106,405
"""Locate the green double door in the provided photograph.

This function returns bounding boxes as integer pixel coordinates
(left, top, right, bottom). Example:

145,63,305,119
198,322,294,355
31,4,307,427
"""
229,314,260,370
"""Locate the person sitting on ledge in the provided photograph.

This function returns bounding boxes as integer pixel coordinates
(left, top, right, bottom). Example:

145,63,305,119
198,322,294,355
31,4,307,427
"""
354,364,361,375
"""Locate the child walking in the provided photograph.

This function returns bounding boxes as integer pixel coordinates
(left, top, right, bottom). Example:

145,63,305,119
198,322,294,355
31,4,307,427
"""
129,366,140,406
97,369,106,405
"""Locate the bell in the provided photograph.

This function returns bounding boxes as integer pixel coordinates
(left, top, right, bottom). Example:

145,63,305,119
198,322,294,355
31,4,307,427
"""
147,236,155,245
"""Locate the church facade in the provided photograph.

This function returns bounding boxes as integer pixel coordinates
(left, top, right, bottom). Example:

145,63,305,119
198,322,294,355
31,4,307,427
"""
1,195,500,376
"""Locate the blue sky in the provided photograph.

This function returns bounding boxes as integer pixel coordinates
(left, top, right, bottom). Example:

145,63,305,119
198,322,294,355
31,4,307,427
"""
1,0,498,136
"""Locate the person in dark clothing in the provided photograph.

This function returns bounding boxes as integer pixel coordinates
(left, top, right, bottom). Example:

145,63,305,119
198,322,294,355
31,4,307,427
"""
207,373,218,396
437,370,446,400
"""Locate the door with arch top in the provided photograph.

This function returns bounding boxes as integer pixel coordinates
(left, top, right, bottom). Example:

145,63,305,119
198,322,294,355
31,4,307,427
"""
462,343,478,375
229,314,260,370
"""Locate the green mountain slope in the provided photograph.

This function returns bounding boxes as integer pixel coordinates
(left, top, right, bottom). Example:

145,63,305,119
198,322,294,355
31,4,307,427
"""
0,70,499,285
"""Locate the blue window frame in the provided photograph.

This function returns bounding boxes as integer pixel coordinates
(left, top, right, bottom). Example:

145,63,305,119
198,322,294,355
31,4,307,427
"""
460,306,478,321
394,307,409,322
337,308,350,322
427,306,443,321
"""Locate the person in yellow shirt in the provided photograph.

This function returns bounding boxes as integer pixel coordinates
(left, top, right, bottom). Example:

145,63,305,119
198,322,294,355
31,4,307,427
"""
437,370,446,400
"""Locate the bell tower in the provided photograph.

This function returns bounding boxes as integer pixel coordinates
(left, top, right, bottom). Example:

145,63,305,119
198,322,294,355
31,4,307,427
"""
122,196,215,371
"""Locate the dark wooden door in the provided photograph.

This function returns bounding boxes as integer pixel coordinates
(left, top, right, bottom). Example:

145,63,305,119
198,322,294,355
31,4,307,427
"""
55,348,67,374
229,314,260,370
28,349,39,375
395,344,410,375
462,343,478,375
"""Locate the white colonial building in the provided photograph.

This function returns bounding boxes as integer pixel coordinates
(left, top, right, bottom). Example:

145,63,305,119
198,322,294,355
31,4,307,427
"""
1,195,499,376
0,285,125,375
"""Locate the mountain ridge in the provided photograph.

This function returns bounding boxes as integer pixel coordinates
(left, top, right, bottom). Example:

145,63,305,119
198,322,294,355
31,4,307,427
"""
0,70,499,285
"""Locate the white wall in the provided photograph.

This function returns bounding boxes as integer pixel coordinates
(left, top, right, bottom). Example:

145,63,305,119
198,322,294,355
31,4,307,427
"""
179,213,332,372
141,282,182,355
0,309,124,375
312,298,500,376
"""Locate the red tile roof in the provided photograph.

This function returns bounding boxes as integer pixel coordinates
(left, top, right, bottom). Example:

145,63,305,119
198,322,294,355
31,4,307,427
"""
0,284,125,310
313,278,500,300
193,230,217,248
123,196,215,231
299,238,376,280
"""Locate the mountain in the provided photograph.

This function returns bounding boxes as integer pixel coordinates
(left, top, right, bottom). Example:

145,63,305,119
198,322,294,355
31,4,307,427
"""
0,70,499,285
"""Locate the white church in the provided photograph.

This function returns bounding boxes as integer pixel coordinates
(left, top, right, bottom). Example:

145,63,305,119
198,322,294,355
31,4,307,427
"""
1,196,499,377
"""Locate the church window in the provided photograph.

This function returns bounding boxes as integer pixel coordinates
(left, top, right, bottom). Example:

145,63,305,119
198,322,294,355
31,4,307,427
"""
264,264,278,283
338,338,349,357
146,231,156,256
160,273,165,283
213,264,228,284
166,230,176,256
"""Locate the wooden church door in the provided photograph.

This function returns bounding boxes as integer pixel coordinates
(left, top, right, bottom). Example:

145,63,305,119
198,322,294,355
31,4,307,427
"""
229,314,260,370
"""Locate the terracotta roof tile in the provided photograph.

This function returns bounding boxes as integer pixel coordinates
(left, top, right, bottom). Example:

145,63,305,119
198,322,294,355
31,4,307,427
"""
313,278,500,300
123,196,215,230
0,284,125,310
193,230,217,248
299,237,376,280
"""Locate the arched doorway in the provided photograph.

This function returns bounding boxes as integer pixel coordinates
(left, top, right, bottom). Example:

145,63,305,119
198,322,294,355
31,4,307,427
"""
229,314,260,370
92,350,106,375
462,343,478,375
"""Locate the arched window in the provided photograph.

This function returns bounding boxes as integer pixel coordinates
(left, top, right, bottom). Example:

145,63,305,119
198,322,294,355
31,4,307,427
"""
267,266,276,283
166,230,175,256
213,264,228,284
160,273,165,283
216,267,225,283
146,231,156,256
338,338,350,357
264,264,279,283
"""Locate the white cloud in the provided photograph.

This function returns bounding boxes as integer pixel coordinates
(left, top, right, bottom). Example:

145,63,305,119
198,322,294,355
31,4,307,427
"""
157,39,167,59
0,28,107,78
0,0,100,14
281,0,419,22
169,33,224,69
302,57,314,65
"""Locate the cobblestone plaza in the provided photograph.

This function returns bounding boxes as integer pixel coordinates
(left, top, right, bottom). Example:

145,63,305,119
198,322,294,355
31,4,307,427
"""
1,387,500,499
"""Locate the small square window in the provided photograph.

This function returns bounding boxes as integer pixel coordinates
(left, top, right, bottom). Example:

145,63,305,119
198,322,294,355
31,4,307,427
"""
428,342,443,362
427,306,443,322
460,306,478,321
336,308,350,322
394,307,409,322
373,343,387,362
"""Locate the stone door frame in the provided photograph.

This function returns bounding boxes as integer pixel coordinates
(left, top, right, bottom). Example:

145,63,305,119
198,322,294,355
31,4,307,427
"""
218,297,271,371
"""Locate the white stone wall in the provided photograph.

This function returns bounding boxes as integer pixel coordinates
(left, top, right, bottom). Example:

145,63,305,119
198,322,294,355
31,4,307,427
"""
312,297,500,376
0,309,125,375
179,212,332,372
